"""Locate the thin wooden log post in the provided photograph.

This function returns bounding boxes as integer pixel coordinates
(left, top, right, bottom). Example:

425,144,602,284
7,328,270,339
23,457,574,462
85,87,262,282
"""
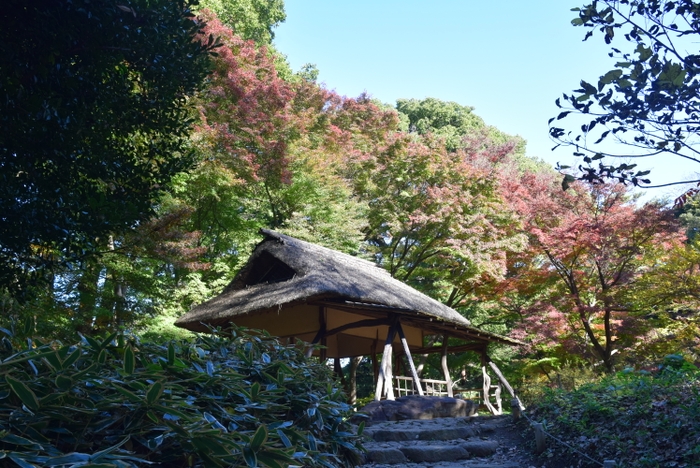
494,383,502,414
510,398,522,421
333,357,346,388
305,306,327,358
383,346,394,400
488,358,525,411
305,327,325,358
440,335,453,397
319,307,327,362
533,422,546,454
481,366,499,414
374,321,398,401
371,334,379,384
396,321,424,396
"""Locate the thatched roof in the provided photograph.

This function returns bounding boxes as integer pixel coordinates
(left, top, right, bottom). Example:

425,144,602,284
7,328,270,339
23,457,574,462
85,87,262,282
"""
175,229,519,354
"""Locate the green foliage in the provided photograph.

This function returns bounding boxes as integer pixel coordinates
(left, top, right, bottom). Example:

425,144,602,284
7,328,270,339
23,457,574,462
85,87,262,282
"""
0,0,213,297
0,326,363,467
529,357,700,467
550,0,700,187
198,0,286,44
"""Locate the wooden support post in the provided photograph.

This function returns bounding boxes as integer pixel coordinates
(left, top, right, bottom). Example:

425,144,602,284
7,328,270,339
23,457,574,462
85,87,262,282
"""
396,320,424,396
384,348,394,400
374,320,398,401
533,422,546,454
481,365,499,414
305,329,323,358
305,306,327,358
319,307,327,362
371,333,379,384
487,358,525,410
333,357,346,387
511,398,521,421
480,349,499,415
441,336,453,397
494,383,502,414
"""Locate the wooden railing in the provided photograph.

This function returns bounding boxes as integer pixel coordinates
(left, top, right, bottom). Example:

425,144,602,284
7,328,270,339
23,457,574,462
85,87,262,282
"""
455,385,503,414
394,376,504,413
393,376,450,397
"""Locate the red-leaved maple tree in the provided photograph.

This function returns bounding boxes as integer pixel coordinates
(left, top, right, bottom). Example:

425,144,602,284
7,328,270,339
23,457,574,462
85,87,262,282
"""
503,176,682,372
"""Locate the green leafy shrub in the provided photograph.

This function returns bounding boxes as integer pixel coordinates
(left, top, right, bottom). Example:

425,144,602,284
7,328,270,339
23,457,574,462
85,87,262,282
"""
0,326,363,467
527,357,700,467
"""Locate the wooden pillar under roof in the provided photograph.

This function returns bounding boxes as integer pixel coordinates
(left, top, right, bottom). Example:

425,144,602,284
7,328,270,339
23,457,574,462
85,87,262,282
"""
371,334,379,384
395,319,424,397
480,348,499,415
374,318,398,401
441,335,453,398
304,306,327,359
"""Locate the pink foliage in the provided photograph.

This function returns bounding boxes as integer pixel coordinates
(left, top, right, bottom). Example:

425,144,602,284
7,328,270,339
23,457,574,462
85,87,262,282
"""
502,175,684,366
196,11,295,185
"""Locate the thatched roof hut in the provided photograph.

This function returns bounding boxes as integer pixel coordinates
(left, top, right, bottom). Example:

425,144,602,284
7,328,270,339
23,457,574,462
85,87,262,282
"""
176,229,519,358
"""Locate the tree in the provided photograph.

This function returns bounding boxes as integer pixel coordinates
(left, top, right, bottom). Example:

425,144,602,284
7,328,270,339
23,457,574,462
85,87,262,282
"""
0,0,213,297
506,179,682,371
198,0,286,44
351,129,527,310
396,97,525,154
550,0,700,189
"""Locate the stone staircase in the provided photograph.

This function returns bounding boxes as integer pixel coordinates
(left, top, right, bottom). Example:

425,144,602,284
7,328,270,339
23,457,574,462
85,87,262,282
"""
358,415,530,468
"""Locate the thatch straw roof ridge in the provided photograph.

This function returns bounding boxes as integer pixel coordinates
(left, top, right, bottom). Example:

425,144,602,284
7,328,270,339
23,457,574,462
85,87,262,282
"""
176,229,475,330
258,230,452,307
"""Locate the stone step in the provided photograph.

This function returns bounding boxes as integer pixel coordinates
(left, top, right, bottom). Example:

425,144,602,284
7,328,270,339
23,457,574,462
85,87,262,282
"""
369,425,479,442
363,439,499,464
360,462,521,468
358,415,531,467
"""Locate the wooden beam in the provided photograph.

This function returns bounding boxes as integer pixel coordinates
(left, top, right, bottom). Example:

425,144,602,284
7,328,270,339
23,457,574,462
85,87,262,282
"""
441,336,453,398
396,320,424,396
395,342,487,355
323,317,392,338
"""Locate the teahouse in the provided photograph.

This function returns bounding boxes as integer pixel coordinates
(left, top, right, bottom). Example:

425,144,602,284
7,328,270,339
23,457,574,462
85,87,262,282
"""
176,230,521,412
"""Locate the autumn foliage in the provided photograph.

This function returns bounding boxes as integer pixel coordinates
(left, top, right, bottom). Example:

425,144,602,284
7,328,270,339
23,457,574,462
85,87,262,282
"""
6,7,698,381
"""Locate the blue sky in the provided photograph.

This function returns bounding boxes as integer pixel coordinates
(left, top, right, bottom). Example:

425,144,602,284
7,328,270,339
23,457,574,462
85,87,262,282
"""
273,0,699,202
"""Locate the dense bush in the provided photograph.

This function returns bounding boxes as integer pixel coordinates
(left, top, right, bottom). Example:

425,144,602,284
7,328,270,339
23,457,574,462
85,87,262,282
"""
527,356,700,467
0,326,363,467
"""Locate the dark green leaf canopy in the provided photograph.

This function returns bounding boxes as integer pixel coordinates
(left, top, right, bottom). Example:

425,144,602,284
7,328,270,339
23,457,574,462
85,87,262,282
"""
0,0,212,296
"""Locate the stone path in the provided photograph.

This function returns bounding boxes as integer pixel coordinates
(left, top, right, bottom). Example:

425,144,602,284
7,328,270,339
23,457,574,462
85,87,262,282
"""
358,414,545,468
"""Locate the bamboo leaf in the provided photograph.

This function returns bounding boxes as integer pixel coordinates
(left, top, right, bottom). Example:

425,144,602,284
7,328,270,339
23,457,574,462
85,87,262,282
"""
54,375,73,391
243,447,257,468
146,381,164,405
123,345,135,375
111,384,141,403
250,425,268,451
256,450,291,468
62,348,81,368
167,342,175,366
100,332,118,350
6,375,40,411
